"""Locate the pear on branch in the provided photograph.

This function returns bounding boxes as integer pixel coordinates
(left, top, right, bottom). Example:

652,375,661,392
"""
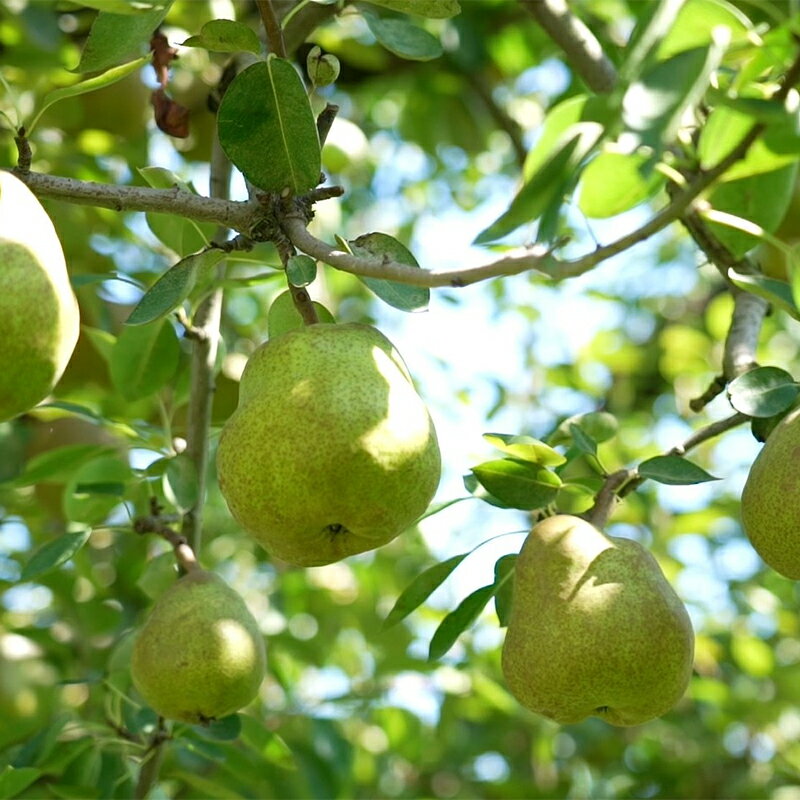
502,515,694,726
0,172,79,421
741,405,800,579
216,323,441,567
131,569,266,724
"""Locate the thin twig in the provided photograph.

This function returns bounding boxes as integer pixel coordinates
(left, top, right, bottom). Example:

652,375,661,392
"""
316,103,339,147
133,512,199,575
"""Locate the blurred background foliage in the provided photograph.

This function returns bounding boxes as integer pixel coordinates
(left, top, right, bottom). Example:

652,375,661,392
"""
1,0,800,797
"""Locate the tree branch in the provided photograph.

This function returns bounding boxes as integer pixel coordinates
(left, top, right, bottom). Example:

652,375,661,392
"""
179,131,229,554
7,169,258,232
521,0,618,94
256,0,287,58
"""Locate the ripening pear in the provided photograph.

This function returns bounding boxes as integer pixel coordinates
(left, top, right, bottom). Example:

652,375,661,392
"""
0,172,79,421
741,405,800,579
131,569,266,723
217,323,440,567
502,515,694,726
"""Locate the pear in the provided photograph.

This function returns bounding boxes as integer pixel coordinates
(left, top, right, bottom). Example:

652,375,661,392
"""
501,515,694,726
131,569,266,723
0,172,79,421
741,405,800,579
216,323,440,567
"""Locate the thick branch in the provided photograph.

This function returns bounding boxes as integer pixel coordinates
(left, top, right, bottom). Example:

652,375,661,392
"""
8,169,258,232
522,0,618,94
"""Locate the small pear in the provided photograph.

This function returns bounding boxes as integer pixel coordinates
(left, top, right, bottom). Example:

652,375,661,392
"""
741,405,800,579
502,515,694,726
0,172,79,421
131,570,266,723
216,323,441,567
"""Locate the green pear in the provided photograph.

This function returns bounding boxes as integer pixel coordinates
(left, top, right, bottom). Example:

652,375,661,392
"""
741,405,800,578
502,515,694,726
216,323,440,567
131,569,266,723
0,172,79,422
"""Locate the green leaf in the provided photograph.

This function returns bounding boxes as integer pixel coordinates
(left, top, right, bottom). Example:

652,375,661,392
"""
110,319,181,401
163,453,199,512
76,5,171,72
474,123,601,244
462,473,510,509
136,552,177,600
0,766,42,799
266,291,335,339
727,366,800,417
286,254,317,287
20,529,92,582
428,584,496,661
138,167,215,256
363,13,443,61
493,554,517,628
638,455,718,485
523,95,587,181
728,268,800,321
64,455,131,525
619,0,685,82
578,149,665,218
482,433,565,466
126,249,225,325
751,408,792,443
622,41,726,152
568,423,597,456
349,233,429,312
217,57,321,194
200,714,242,740
28,57,149,133
705,164,798,257
471,459,561,511
12,443,111,487
182,19,261,54
360,0,460,17
78,0,169,13
657,0,751,60
383,554,467,629
550,411,618,445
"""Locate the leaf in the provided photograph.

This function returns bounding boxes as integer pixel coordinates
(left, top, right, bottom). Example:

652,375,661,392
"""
383,554,467,629
523,95,588,181
728,268,800,321
462,473,510,509
266,291,335,339
110,319,181,401
363,13,443,61
578,149,665,218
622,40,727,152
136,552,177,600
482,433,565,466
428,584,496,661
126,249,225,325
182,19,261,54
705,164,798,257
360,0,460,17
28,57,149,133
78,0,169,13
285,254,317,287
550,411,618,445
568,423,598,456
12,444,111,487
217,57,321,194
727,366,800,417
163,453,199,512
474,123,601,244
471,459,561,511
349,233,429,312
0,766,42,799
20,530,92,582
619,0,686,82
200,714,242,740
638,455,718,485
138,167,215,256
657,0,751,60
64,455,131,525
76,5,171,72
493,554,517,628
